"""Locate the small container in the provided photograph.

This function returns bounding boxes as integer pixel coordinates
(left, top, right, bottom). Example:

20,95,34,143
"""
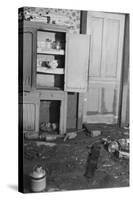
51,41,56,49
45,38,52,49
56,41,61,50
49,60,58,69
30,165,46,192
51,123,57,130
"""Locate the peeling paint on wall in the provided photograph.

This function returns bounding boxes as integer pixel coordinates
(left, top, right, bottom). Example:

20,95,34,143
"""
19,7,81,34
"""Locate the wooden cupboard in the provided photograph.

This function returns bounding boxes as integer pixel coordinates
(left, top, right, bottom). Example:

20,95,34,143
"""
19,21,90,134
19,21,90,93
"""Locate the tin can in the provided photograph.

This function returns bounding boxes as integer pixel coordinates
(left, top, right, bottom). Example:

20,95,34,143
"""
30,165,46,192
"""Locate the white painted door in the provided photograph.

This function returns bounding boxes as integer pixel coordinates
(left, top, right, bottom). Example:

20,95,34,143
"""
83,12,125,124
65,33,90,92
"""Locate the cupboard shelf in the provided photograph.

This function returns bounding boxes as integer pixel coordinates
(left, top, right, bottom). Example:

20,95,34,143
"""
37,66,64,74
37,48,65,55
36,86,61,90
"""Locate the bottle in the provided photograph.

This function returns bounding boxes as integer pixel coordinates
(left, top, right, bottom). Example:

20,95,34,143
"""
56,41,61,50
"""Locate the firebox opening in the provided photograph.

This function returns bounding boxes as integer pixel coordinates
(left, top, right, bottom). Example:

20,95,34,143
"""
39,100,60,134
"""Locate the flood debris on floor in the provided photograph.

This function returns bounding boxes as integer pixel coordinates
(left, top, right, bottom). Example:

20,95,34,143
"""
23,124,129,192
83,123,102,137
40,122,58,133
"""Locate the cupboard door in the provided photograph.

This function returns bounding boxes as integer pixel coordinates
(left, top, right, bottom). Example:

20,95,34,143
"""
82,12,125,124
65,34,90,92
24,31,33,91
19,27,35,91
22,93,40,132
23,103,36,131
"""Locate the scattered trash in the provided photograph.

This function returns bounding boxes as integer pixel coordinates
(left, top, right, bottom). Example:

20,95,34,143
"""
24,150,38,160
35,141,56,147
45,134,58,141
24,130,61,142
102,136,129,159
119,151,129,159
30,165,46,192
91,130,102,137
44,133,64,141
102,164,112,167
64,129,86,142
114,175,119,179
40,122,58,133
83,123,102,137
24,131,39,139
123,125,129,130
123,131,129,136
118,138,129,151
102,137,119,153
108,141,119,153
102,136,112,144
64,131,77,141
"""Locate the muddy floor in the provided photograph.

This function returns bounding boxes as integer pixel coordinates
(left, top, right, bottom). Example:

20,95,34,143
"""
23,124,129,193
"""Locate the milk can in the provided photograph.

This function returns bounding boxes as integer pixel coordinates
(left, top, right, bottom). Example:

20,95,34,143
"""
30,165,46,192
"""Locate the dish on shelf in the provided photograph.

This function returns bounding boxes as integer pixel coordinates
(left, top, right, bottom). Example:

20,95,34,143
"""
38,60,58,69
37,66,64,74
38,39,62,50
37,48,65,55
48,60,58,69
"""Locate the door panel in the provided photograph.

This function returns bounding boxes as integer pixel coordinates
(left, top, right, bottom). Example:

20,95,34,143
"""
88,17,103,77
23,32,33,91
65,34,90,92
101,86,116,113
21,93,40,132
83,82,118,123
83,12,125,124
67,93,77,129
19,25,37,91
102,19,120,78
23,103,35,130
85,87,100,112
